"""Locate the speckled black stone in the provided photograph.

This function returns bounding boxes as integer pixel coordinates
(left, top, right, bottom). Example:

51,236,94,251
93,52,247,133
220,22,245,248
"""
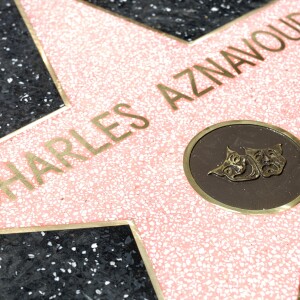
84,0,273,41
0,225,158,300
0,0,65,139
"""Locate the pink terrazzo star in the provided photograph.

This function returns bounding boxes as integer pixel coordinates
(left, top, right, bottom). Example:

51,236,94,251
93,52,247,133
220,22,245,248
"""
0,0,300,299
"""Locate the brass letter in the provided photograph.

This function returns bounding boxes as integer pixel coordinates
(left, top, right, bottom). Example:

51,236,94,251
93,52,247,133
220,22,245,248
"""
70,129,111,155
26,152,63,185
91,112,132,142
251,31,285,52
268,19,300,41
220,51,256,74
0,163,34,200
194,58,235,86
228,39,264,61
286,12,300,26
174,68,214,97
113,103,150,130
157,83,193,110
45,137,88,168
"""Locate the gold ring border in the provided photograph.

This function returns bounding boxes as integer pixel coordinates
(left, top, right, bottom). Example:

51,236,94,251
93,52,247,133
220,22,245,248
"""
0,220,164,300
183,120,300,215
77,0,279,46
0,0,71,144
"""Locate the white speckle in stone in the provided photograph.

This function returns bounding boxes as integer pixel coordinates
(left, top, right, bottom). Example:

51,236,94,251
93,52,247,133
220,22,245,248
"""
199,248,205,254
68,260,77,268
242,247,250,255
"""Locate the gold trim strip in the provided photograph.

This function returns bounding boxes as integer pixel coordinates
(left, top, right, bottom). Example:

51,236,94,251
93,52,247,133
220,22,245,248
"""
0,220,164,300
77,0,279,46
0,1,71,144
183,120,300,215
129,221,165,300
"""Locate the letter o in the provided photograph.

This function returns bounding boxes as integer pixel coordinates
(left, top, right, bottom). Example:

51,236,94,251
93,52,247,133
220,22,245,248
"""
251,30,285,52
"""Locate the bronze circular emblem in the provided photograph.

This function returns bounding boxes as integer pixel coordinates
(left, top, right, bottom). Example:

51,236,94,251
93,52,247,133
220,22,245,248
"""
183,121,300,214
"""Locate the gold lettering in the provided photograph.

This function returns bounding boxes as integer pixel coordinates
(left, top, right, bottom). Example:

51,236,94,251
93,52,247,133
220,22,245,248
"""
91,112,132,142
220,50,256,74
193,58,235,85
26,152,63,185
286,12,300,26
251,31,285,52
45,137,88,168
113,103,150,130
0,163,34,200
228,39,264,61
268,19,300,41
173,68,214,97
70,129,111,155
157,83,193,110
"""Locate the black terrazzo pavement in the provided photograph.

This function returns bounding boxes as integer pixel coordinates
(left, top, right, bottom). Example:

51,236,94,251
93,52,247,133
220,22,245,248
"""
0,0,65,139
0,225,157,300
84,0,273,41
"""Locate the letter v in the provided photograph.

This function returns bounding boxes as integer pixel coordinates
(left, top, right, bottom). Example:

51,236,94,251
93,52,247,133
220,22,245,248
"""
228,38,264,61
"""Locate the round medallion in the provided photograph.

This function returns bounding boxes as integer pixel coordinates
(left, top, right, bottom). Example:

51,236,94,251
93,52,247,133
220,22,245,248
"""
183,121,300,214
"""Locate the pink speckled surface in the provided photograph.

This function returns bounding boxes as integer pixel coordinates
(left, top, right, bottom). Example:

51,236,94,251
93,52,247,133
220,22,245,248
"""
1,0,300,299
